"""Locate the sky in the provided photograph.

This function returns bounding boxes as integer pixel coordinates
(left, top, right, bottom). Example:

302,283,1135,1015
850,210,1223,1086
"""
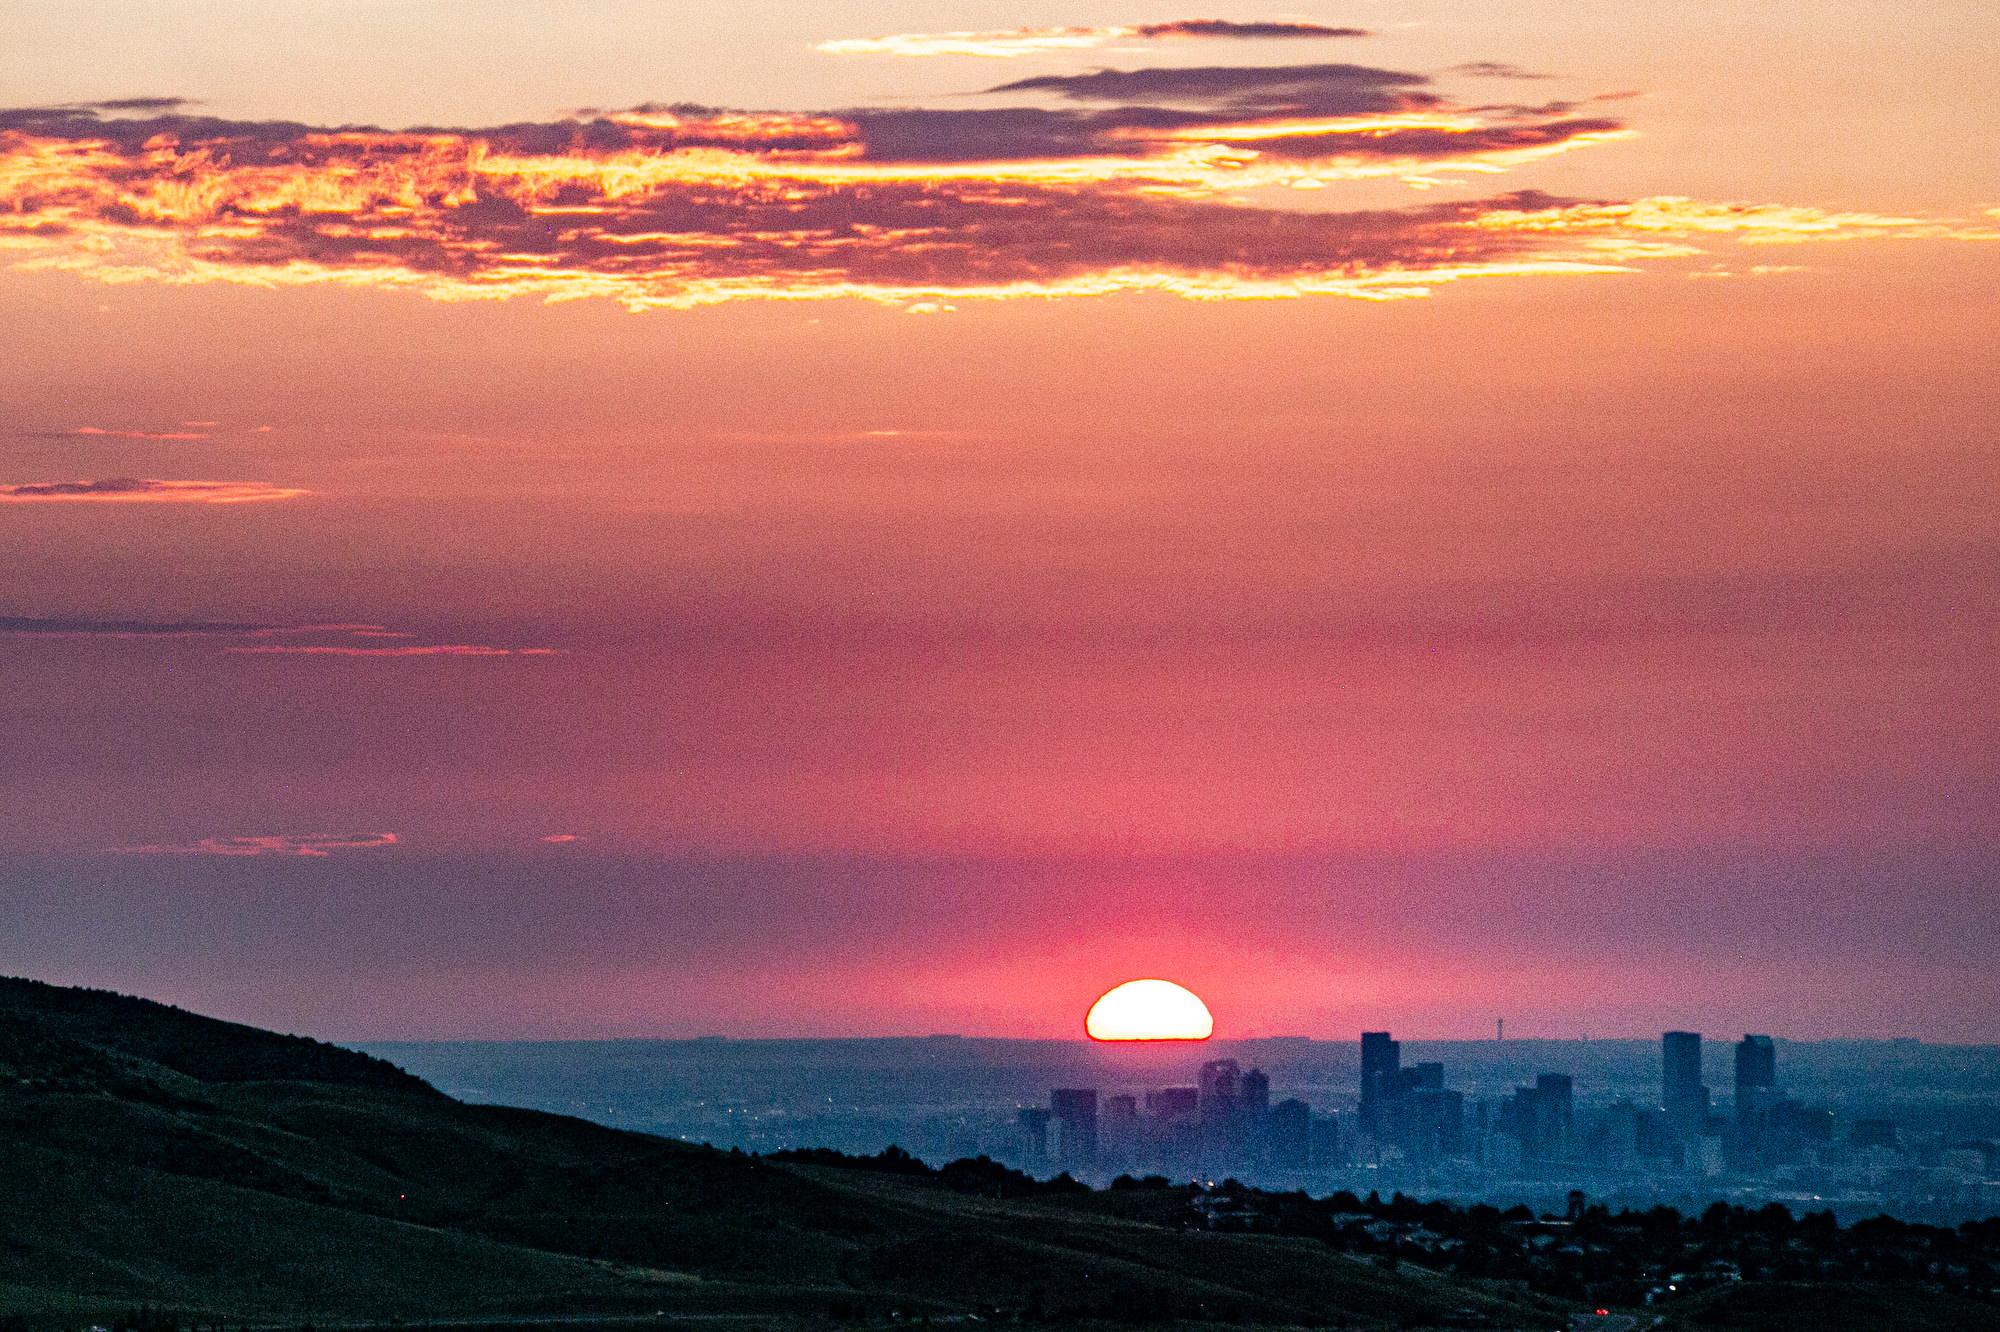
1,2,1995,1042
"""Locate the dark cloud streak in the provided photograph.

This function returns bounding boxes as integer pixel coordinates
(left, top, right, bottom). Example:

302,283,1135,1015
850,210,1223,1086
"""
1133,20,1371,41
0,615,275,637
985,62,1434,112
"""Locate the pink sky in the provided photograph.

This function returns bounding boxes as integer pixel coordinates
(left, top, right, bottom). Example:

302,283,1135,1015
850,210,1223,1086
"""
0,3,1994,1039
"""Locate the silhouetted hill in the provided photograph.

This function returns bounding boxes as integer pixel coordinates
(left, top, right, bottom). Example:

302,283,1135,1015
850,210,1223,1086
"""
0,976,429,1093
0,977,1552,1328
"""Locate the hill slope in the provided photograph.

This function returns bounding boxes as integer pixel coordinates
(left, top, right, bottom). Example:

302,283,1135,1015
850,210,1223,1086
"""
0,977,1549,1327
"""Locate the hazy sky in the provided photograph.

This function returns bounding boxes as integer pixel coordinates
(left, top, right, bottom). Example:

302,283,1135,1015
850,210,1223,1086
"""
1,3,1995,1041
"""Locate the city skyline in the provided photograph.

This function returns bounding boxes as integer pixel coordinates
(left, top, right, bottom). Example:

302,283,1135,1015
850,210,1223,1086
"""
971,1024,1998,1222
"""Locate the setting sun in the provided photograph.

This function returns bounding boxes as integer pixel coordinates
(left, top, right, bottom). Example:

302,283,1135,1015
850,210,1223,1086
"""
1084,979,1214,1042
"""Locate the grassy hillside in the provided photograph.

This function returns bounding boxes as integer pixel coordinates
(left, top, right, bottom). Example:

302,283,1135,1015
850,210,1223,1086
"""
1659,1281,2000,1331
0,977,1550,1328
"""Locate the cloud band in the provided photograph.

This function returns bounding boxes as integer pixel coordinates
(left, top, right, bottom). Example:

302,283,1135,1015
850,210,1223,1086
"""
0,66,1986,312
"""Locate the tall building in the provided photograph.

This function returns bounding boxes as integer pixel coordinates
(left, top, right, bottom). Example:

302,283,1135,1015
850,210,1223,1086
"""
1359,1031,1401,1133
1145,1085,1201,1170
1145,1086,1199,1123
1393,1086,1465,1164
1397,1061,1445,1094
1198,1058,1241,1122
1239,1067,1271,1116
1309,1111,1344,1168
1662,1031,1709,1140
1050,1088,1099,1169
1101,1093,1140,1156
1268,1097,1311,1168
1533,1073,1574,1162
1016,1107,1051,1168
1734,1034,1777,1125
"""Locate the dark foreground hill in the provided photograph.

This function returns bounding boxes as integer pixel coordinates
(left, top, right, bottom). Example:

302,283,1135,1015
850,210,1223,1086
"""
0,977,1554,1329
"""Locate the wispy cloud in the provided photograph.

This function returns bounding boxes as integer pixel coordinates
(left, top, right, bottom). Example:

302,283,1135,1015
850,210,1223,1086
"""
56,96,195,113
1451,61,1553,81
63,425,212,441
0,615,556,657
0,57,1987,312
0,617,404,639
985,61,1429,108
818,19,1370,58
227,644,561,657
0,614,272,637
0,478,305,504
107,832,399,857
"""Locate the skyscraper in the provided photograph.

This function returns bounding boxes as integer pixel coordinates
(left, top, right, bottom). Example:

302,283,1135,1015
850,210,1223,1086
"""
1533,1073,1574,1162
1050,1088,1099,1169
1145,1086,1198,1123
1394,1087,1465,1164
1016,1107,1051,1168
1309,1111,1343,1168
1662,1031,1708,1139
1198,1058,1241,1124
1397,1061,1445,1094
1734,1034,1777,1125
1145,1085,1200,1171
1238,1067,1271,1116
1359,1031,1401,1133
1101,1093,1140,1156
1268,1097,1311,1168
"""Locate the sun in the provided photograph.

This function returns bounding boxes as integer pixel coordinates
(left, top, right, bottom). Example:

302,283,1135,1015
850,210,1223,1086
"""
1085,979,1214,1042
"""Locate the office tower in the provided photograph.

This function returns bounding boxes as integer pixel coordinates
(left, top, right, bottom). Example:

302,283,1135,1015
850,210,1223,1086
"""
1228,1066,1272,1163
1591,1100,1647,1167
1359,1031,1400,1133
1771,1099,1833,1144
1734,1034,1777,1125
1239,1067,1271,1116
1198,1058,1241,1121
1145,1086,1199,1123
1662,1031,1708,1139
1050,1088,1099,1169
1395,1086,1465,1164
1268,1097,1311,1168
1309,1111,1343,1168
1397,1061,1444,1094
1494,1086,1534,1166
1145,1085,1201,1171
1016,1107,1051,1168
1533,1073,1574,1162
1101,1093,1140,1155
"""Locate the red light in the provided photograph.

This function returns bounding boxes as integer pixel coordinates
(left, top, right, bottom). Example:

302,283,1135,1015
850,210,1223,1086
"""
1595,1311,1609,1318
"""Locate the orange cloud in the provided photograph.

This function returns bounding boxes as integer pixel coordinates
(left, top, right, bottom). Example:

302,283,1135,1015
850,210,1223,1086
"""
818,20,1370,58
0,478,306,503
0,72,1986,311
68,425,211,440
107,832,399,857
